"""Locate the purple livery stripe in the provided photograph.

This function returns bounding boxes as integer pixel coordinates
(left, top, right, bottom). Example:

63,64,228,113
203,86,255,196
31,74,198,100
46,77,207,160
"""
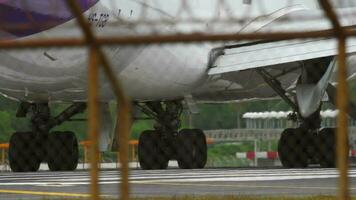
0,0,99,40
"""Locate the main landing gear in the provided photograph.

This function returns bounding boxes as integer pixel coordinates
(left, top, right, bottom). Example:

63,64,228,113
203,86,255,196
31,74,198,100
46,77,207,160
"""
8,102,85,172
136,101,207,170
277,110,334,168
257,59,338,168
277,126,336,168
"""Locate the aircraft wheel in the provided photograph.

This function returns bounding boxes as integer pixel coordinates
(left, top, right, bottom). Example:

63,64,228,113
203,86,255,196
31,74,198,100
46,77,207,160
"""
177,129,207,169
318,128,336,168
278,128,308,168
9,132,41,172
138,130,169,170
47,131,79,171
306,132,320,165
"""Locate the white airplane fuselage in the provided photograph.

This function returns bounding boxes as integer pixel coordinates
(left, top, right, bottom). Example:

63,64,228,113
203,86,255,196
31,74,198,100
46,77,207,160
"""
4,0,356,171
0,0,321,102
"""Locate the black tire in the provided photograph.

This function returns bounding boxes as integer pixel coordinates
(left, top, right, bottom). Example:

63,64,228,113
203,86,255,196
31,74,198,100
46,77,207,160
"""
306,131,320,164
177,129,207,169
318,128,336,168
47,131,79,171
278,128,308,168
9,132,41,172
138,130,169,170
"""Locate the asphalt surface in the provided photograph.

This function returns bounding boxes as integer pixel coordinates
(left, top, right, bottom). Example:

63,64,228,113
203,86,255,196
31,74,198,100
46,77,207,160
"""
1,167,356,199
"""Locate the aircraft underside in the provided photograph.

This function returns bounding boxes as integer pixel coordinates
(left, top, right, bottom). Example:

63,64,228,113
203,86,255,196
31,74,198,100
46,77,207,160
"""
6,53,356,172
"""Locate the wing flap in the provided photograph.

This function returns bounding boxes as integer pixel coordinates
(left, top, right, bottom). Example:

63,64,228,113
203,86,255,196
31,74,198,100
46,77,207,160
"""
208,38,356,75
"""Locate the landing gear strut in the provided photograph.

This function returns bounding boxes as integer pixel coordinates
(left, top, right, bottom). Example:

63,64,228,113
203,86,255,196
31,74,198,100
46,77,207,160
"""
8,102,85,172
136,101,207,170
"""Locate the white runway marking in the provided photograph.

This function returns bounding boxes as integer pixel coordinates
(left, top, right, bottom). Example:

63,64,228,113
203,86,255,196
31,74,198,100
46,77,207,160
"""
0,168,353,187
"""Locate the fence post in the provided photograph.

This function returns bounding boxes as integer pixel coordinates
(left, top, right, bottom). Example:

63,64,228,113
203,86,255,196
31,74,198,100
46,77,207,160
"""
87,46,100,200
1,148,4,165
336,35,350,200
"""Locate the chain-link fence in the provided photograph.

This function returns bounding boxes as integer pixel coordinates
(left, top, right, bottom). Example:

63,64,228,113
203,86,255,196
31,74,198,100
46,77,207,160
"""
0,0,356,199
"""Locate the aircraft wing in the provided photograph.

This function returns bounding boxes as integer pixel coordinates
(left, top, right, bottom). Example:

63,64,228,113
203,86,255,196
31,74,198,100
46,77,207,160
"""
208,6,356,76
195,36,356,106
208,38,356,76
193,7,356,103
196,37,356,103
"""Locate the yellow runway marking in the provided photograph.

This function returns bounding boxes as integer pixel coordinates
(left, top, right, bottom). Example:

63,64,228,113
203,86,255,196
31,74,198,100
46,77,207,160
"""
132,181,356,191
0,189,113,198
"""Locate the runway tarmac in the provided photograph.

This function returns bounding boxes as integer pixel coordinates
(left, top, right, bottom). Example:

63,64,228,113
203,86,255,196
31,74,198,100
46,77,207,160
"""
1,167,356,199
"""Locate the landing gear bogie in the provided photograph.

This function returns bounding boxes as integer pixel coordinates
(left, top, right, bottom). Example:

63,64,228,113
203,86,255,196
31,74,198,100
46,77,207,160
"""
278,127,337,169
137,128,208,170
136,101,209,170
8,131,80,172
8,102,85,172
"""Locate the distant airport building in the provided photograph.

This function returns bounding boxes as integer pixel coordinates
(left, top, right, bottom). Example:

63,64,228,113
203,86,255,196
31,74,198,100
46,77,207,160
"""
242,110,351,129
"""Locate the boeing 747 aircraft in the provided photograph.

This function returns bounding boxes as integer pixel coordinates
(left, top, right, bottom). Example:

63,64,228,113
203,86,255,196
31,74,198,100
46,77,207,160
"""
1,0,356,172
